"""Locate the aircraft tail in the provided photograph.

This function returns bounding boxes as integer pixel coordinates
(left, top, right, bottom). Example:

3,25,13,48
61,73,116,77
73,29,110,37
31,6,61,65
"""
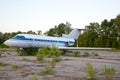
62,29,83,39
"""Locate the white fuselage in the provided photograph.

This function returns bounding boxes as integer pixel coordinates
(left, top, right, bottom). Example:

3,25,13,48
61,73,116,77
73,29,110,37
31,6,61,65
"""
4,34,75,48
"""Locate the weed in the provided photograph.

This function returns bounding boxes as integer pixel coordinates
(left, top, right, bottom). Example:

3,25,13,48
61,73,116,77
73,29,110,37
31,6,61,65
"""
22,57,31,62
36,53,44,61
50,60,56,68
29,75,38,80
53,56,62,62
36,45,61,61
40,60,55,75
91,52,99,56
11,64,19,70
73,51,81,57
84,61,97,80
101,65,116,80
82,52,89,57
36,48,46,61
20,47,38,56
0,62,10,66
48,45,61,57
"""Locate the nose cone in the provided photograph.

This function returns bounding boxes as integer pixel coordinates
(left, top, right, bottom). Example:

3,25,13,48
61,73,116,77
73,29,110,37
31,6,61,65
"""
4,40,11,47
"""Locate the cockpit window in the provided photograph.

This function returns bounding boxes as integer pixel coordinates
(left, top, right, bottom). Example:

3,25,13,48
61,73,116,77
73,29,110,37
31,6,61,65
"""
14,36,25,39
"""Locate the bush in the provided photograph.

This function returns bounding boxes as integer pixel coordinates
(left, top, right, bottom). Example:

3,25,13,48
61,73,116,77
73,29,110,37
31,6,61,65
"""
36,48,48,61
40,60,55,75
102,65,116,80
48,45,61,57
20,47,38,56
36,46,61,61
84,61,97,80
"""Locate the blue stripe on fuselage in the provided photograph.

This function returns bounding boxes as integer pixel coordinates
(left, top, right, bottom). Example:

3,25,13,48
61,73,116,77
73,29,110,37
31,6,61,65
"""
11,37,74,44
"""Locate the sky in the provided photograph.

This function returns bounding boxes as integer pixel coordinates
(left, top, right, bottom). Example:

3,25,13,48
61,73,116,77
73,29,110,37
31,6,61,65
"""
0,0,120,33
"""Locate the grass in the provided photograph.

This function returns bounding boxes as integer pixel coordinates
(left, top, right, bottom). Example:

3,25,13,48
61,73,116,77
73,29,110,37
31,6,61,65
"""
11,64,19,70
29,75,38,80
0,48,16,51
40,69,55,75
0,62,19,70
39,60,56,75
84,61,97,80
73,51,81,57
109,49,120,52
0,62,10,66
82,52,90,57
50,60,56,68
101,65,116,80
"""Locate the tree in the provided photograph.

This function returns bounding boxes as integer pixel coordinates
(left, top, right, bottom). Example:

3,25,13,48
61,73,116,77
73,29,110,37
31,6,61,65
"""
46,22,72,37
46,28,56,36
26,30,36,34
57,23,66,36
78,14,120,48
65,22,72,34
114,14,120,48
37,30,42,35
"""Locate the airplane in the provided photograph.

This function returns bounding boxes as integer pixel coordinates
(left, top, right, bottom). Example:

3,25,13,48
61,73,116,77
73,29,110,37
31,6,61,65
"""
4,29,82,48
4,29,112,50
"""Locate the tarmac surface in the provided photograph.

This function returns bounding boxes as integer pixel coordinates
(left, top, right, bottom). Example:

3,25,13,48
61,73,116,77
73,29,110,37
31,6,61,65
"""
0,50,120,80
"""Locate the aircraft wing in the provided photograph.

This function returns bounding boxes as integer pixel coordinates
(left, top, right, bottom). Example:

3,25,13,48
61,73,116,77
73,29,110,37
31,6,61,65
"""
59,47,113,50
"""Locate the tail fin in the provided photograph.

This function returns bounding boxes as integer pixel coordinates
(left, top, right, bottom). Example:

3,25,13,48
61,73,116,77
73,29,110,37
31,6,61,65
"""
62,29,83,39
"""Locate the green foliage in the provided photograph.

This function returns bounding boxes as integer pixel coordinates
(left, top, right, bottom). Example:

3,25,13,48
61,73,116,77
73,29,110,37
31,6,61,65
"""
20,47,38,56
36,48,46,61
36,46,61,61
78,15,120,48
73,51,81,57
11,64,19,70
102,65,116,75
45,22,72,37
50,60,56,68
84,61,97,80
0,44,9,48
109,49,120,52
40,60,55,75
29,75,38,80
49,45,61,57
38,47,48,56
0,62,10,66
0,62,19,70
16,48,21,54
53,56,62,62
102,65,116,80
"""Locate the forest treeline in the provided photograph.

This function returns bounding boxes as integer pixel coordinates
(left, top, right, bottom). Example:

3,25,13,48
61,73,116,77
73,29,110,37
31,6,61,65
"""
0,15,120,48
78,15,120,48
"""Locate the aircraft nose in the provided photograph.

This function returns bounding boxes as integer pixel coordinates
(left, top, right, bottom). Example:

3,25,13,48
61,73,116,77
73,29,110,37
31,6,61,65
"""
4,40,11,46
